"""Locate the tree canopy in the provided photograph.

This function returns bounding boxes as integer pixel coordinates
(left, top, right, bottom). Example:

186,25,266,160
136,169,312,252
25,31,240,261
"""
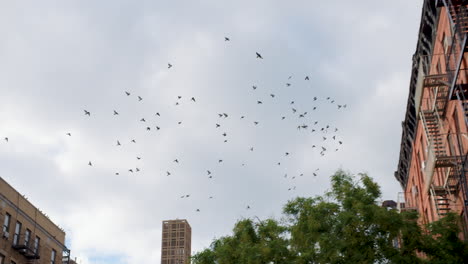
192,170,468,264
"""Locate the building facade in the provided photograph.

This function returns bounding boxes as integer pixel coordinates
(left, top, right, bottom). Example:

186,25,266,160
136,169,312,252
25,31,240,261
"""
395,0,468,236
161,219,191,264
0,177,70,264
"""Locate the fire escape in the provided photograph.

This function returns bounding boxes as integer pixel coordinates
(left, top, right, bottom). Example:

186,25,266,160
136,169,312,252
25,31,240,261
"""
424,0,468,219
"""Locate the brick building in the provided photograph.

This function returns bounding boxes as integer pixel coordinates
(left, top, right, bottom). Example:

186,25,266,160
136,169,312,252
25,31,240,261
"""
395,0,468,235
0,177,70,264
161,219,191,264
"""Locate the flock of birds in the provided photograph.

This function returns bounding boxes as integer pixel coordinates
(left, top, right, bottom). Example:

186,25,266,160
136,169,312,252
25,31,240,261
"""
2,36,348,215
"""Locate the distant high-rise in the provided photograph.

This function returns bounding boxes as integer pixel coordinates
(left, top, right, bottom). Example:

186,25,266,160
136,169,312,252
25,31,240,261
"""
161,219,191,264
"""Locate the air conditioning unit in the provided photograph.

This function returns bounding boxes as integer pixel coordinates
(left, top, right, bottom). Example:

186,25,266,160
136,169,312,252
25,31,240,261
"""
2,231,10,239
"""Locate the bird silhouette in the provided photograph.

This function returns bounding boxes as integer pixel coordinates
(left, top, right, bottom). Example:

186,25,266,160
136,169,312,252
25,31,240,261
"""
286,83,291,87
257,101,263,104
207,170,212,175
250,147,254,151
313,97,317,101
167,171,171,176
146,127,151,131
225,37,230,41
191,97,196,102
156,112,161,117
113,110,119,115
270,94,275,98
66,133,71,136
218,159,223,163
256,52,263,59
222,132,227,137
131,139,136,143
129,169,134,173
305,76,310,80
254,121,259,125
252,85,257,90
84,110,91,116
174,159,179,163
282,116,286,120
117,141,121,146
168,63,172,69
246,205,251,210
125,91,131,96
138,96,143,101
196,209,200,212
140,118,146,122
216,124,221,128
88,161,92,166
137,157,141,160
136,168,140,172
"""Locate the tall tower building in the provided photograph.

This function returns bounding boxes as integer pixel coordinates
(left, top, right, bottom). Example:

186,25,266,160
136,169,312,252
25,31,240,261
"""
161,219,191,264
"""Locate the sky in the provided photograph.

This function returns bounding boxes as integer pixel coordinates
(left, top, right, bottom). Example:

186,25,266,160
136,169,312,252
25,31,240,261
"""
0,1,423,263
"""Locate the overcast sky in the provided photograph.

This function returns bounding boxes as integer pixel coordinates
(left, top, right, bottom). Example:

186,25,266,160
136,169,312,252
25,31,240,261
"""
0,1,423,263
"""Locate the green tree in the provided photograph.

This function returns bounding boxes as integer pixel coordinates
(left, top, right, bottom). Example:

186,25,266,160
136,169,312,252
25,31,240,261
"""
192,170,468,264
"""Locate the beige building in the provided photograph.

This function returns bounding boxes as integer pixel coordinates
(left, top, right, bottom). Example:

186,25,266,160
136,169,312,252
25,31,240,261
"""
161,219,191,264
0,177,70,264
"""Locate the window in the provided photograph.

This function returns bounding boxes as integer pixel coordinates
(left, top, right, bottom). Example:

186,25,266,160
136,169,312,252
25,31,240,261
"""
33,236,40,254
24,229,31,246
2,213,11,233
50,249,56,264
13,221,21,245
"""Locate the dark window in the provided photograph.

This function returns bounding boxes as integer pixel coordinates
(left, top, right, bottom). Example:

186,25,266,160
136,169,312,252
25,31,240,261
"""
33,236,40,254
13,221,21,245
24,229,31,246
2,213,10,233
51,249,56,264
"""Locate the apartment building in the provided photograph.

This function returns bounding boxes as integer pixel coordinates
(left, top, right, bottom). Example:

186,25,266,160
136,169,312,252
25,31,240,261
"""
395,0,468,235
0,177,70,264
161,219,191,264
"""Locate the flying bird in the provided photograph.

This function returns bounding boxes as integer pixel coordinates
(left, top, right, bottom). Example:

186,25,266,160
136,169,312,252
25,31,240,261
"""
66,133,71,136
216,124,221,128
4,137,9,142
168,63,172,69
257,101,263,104
167,171,171,176
140,118,146,122
136,168,140,172
129,169,134,173
196,209,200,212
125,91,131,96
252,85,257,90
138,96,143,101
88,161,92,166
156,112,161,117
305,76,310,80
270,94,275,98
256,52,263,59
117,140,121,146
131,139,136,143
207,170,212,175
254,121,259,125
174,159,179,163
225,37,230,41
191,97,196,102
137,157,141,160
113,110,119,115
84,110,91,116
146,127,151,131
218,159,223,163
286,83,291,87
156,126,161,130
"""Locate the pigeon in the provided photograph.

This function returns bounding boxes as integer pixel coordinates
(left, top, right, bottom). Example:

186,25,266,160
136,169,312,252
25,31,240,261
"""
178,121,182,125
285,152,290,156
137,157,141,160
88,161,92,166
113,110,119,115
216,124,221,128
129,169,134,173
168,63,172,69
174,159,179,163
252,85,257,90
222,133,227,137
223,113,228,118
305,76,310,80
117,140,121,146
241,116,245,119
84,110,91,116
313,107,317,110
313,173,317,177
339,141,343,145
254,121,259,125
178,96,182,99
291,101,295,104
136,168,140,172
140,118,146,122
250,147,254,151
292,108,297,113
156,126,161,130
313,97,317,101
66,133,71,136
138,96,143,101
270,94,275,98
218,159,223,163
281,116,286,120
286,83,291,87
209,196,213,199
156,112,161,117
196,209,200,212
191,97,196,102
256,52,263,59
207,170,212,175
166,171,171,176
225,37,230,41
146,127,151,131
288,76,292,79
257,101,263,104
131,139,136,143
125,91,131,96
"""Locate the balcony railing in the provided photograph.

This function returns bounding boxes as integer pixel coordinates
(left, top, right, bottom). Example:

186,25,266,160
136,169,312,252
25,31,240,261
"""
11,234,40,260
